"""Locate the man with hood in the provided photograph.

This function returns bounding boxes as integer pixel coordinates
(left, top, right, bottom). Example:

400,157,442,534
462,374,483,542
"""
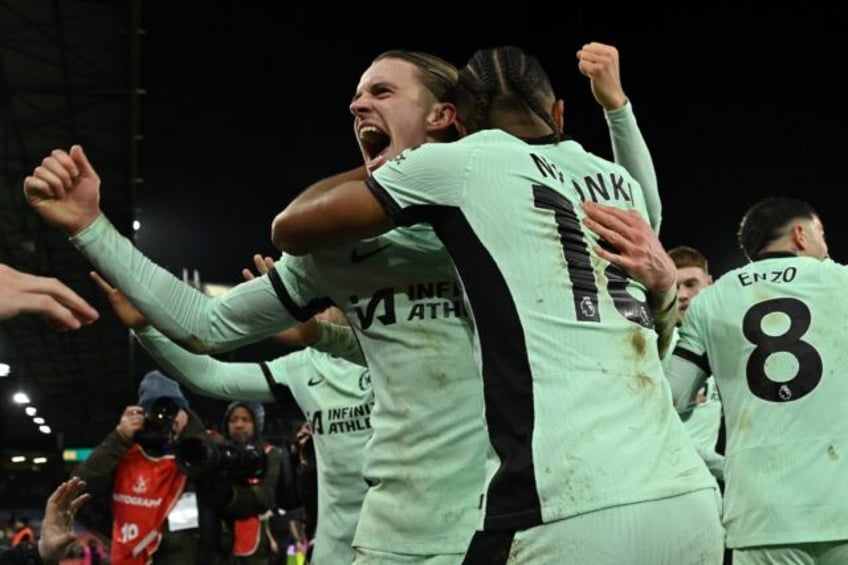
71,370,208,564
206,400,283,565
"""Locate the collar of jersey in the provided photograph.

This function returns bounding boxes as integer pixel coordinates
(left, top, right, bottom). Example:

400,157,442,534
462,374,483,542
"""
753,251,797,261
520,133,574,145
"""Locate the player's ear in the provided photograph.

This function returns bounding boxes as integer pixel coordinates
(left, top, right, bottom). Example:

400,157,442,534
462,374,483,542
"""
791,222,808,250
427,102,457,133
552,99,564,136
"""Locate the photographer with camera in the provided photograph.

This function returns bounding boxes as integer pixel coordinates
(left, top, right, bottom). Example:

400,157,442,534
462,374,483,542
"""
71,370,208,564
179,400,282,565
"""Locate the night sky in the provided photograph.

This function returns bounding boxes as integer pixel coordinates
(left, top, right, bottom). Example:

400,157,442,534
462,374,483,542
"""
133,5,846,289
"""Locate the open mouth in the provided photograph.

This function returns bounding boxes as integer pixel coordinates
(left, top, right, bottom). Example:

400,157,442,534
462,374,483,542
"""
359,125,390,170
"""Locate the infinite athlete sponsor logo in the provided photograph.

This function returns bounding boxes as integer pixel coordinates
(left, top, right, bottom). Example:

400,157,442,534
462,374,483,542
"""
307,375,325,386
349,280,467,330
350,243,392,263
358,372,371,392
309,402,373,435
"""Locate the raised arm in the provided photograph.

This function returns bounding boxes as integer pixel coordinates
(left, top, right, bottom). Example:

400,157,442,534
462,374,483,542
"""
578,42,661,232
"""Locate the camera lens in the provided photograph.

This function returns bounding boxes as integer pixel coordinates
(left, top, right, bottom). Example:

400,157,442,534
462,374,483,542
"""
175,436,266,480
145,397,179,433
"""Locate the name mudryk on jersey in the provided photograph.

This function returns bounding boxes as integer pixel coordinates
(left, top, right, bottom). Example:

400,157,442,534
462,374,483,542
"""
308,402,373,435
531,153,635,205
349,280,467,330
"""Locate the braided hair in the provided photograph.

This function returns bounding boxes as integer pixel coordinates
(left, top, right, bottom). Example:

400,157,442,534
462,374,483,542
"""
457,45,560,140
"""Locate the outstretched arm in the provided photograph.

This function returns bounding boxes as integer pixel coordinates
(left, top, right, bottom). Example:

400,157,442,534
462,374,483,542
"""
578,42,661,232
24,145,294,353
89,270,278,402
242,255,365,365
241,254,325,348
0,264,98,330
136,324,280,401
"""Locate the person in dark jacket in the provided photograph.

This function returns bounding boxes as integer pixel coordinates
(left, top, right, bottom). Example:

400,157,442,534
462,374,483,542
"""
203,401,282,565
72,370,209,565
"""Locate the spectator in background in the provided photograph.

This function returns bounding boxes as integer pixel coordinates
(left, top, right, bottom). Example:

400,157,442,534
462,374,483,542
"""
9,518,34,548
291,420,317,559
83,538,105,565
198,400,283,565
71,370,208,564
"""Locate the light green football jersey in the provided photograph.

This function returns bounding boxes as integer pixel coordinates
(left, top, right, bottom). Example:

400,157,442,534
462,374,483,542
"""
368,130,716,531
273,226,486,554
666,254,848,548
135,327,371,564
72,217,486,555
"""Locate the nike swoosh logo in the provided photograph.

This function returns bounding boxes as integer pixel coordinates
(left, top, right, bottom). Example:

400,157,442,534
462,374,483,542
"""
350,243,392,263
307,376,325,386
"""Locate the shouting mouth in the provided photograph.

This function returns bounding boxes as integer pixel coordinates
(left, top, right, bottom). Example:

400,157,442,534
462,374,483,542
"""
359,125,390,171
